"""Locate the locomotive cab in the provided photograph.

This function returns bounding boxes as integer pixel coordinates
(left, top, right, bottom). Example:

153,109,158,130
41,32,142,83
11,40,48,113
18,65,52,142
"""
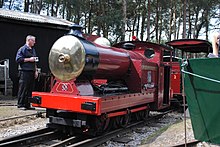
113,41,173,110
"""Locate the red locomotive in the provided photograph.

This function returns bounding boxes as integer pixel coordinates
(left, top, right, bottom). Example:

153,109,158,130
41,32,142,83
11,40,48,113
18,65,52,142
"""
30,25,176,135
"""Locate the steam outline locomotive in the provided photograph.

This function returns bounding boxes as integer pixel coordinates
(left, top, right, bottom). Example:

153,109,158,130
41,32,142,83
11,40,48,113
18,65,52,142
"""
30,25,181,135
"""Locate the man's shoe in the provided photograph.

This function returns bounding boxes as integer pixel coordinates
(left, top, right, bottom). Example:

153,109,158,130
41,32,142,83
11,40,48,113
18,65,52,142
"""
24,107,35,110
17,105,25,108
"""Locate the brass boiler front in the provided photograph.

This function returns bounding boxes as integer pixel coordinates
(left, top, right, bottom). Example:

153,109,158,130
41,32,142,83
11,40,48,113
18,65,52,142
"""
49,35,86,81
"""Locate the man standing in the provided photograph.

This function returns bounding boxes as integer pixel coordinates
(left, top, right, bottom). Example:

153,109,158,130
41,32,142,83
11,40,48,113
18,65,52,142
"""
16,35,38,110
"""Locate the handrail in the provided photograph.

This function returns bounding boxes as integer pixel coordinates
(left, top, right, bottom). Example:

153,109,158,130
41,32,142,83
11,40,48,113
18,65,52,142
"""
181,60,220,84
0,59,9,95
0,59,8,63
181,69,220,84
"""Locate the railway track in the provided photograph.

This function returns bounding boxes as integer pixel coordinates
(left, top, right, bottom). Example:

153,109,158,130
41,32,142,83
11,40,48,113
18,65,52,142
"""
0,128,64,146
0,109,176,147
0,104,16,106
0,111,45,122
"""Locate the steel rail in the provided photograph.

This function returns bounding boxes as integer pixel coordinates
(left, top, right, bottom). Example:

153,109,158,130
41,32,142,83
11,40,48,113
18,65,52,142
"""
0,131,61,147
0,104,17,106
0,111,45,122
0,128,55,146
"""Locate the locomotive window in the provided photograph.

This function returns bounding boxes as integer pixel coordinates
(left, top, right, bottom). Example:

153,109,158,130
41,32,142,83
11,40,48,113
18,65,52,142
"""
144,48,155,59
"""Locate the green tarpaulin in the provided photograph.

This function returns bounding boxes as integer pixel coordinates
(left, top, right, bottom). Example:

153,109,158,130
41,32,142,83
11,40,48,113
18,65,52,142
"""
183,58,220,144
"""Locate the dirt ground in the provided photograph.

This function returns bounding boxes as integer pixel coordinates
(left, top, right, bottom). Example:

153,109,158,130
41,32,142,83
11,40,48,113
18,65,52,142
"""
140,118,220,147
0,96,219,147
141,119,195,146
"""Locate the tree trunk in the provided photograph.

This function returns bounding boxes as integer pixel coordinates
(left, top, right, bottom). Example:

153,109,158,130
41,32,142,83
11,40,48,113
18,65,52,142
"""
132,15,137,38
66,0,72,20
96,1,101,36
24,0,29,12
140,0,146,41
169,0,173,41
182,0,186,38
159,16,162,43
101,2,105,36
155,0,159,42
205,9,209,40
62,0,66,19
136,14,140,38
195,10,205,39
54,0,61,17
88,1,93,34
121,0,126,41
193,7,199,39
187,0,191,39
51,0,54,16
173,0,176,39
31,0,42,14
37,0,43,14
0,0,4,8
158,3,163,43
146,0,150,41
177,3,183,39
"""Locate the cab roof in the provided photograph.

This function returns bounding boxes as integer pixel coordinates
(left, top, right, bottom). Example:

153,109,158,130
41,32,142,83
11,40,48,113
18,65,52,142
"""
113,41,173,51
166,39,212,53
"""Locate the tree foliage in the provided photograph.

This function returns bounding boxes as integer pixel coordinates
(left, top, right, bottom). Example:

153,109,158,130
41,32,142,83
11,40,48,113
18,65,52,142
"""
1,0,220,43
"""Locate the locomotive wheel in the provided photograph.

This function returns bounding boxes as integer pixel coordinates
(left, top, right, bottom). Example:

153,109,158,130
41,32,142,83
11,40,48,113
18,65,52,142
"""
134,111,142,121
94,115,110,134
115,116,121,127
119,113,130,128
142,109,149,120
108,117,117,130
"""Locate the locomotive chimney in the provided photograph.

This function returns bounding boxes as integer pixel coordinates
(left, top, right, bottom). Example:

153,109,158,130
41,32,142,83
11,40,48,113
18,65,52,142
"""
68,24,83,38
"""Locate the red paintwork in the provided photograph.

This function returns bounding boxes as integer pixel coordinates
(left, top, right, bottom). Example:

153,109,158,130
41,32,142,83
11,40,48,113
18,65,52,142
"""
170,62,181,94
107,106,148,118
50,79,79,95
32,90,154,116
101,90,155,113
107,110,127,118
32,92,101,115
91,79,107,86
83,34,99,42
130,106,148,113
94,46,130,79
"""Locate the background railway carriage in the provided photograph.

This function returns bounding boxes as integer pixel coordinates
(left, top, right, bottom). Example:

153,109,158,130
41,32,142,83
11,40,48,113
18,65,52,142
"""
30,27,175,135
165,39,212,107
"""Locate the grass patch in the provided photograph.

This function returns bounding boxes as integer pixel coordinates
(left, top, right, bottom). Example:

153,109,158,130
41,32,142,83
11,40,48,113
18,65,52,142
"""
140,119,183,145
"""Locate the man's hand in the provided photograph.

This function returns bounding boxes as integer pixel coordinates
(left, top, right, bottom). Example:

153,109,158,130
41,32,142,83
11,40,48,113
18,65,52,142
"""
24,57,35,62
29,57,36,62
